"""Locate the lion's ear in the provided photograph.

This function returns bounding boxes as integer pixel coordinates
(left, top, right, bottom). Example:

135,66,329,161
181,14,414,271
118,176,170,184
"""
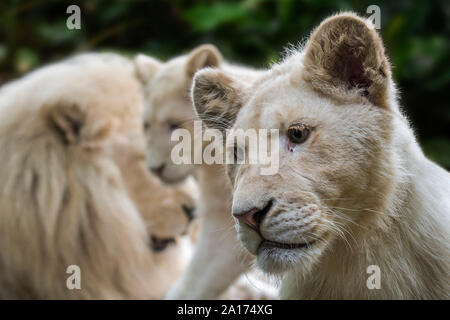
134,54,162,84
302,12,390,107
186,44,223,78
47,102,86,145
191,69,243,131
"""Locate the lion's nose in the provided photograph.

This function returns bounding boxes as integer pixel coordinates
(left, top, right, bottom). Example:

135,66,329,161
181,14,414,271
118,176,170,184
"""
150,163,165,176
232,200,273,231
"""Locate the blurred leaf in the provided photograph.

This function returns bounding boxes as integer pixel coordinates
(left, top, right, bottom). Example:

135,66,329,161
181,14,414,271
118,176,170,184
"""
37,20,81,44
14,47,38,73
402,36,448,79
425,71,450,91
0,44,7,63
277,0,294,25
99,3,128,23
183,2,248,31
423,138,450,169
384,14,406,44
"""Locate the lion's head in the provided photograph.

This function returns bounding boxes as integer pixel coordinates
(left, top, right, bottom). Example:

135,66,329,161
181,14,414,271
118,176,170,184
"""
192,13,396,275
134,45,223,184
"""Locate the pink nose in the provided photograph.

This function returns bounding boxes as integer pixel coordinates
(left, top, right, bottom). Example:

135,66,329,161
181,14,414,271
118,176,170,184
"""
233,207,261,231
232,200,273,231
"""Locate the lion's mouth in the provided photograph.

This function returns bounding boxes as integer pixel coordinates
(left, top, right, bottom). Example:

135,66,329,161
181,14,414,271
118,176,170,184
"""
255,237,319,274
159,175,184,185
259,239,316,250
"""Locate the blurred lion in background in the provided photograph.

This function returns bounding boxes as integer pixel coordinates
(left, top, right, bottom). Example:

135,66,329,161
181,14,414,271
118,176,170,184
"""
135,46,277,300
0,53,195,299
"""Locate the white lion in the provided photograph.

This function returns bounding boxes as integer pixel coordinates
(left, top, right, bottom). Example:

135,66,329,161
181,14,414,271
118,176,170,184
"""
0,53,194,299
135,46,276,299
192,13,450,299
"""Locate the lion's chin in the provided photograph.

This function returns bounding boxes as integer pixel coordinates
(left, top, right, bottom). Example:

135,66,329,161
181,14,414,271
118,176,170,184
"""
236,223,262,254
237,221,325,274
256,239,326,274
256,244,304,274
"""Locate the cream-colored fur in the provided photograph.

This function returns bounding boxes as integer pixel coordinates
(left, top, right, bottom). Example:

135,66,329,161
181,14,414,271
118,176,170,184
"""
0,53,193,299
135,46,276,299
192,13,450,299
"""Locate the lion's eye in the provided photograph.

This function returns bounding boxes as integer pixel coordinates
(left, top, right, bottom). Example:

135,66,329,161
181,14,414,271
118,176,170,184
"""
287,124,310,144
168,122,182,131
143,121,150,131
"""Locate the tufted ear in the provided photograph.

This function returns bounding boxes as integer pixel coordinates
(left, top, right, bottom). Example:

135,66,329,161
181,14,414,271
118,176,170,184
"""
191,69,243,131
134,54,162,84
47,102,86,145
186,44,223,78
302,12,391,108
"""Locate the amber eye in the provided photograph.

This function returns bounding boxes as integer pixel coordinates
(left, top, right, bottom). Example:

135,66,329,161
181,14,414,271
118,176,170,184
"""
287,124,310,144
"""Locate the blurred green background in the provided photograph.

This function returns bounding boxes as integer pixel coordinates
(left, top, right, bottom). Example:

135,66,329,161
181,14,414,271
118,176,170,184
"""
0,0,449,168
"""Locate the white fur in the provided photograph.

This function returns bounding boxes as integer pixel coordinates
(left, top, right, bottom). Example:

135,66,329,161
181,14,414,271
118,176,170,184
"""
137,47,276,299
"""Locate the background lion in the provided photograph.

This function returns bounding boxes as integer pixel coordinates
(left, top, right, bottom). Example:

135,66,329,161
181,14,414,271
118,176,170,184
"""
136,46,277,299
0,53,195,299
